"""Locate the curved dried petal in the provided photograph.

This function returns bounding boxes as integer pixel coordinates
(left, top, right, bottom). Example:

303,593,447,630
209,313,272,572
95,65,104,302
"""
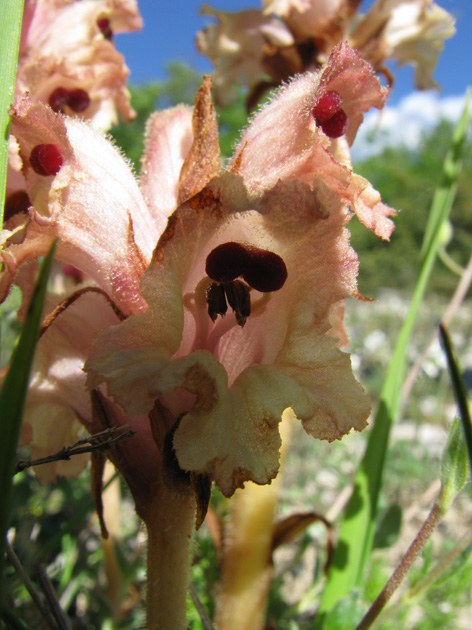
275,328,370,440
172,357,313,497
345,173,396,240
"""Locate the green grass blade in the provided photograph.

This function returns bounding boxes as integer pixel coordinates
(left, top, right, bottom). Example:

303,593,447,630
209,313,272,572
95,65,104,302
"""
0,0,24,228
0,242,56,600
420,94,470,258
438,324,472,476
316,95,470,626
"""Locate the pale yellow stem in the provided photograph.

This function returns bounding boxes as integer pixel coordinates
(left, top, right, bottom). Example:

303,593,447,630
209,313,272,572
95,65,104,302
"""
215,410,293,630
101,461,124,622
144,479,196,630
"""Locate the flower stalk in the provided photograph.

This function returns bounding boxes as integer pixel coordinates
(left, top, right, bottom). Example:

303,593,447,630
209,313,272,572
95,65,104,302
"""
143,478,196,630
215,410,293,630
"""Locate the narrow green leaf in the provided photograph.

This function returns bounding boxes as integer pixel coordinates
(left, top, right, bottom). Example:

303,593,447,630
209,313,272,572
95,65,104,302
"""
0,242,56,599
315,95,470,627
323,590,364,630
0,0,24,228
438,323,472,475
438,418,468,512
372,504,402,550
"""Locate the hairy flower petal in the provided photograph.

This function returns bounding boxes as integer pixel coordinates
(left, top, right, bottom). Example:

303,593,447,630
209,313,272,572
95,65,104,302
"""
4,97,155,312
141,105,194,235
86,172,371,496
20,290,120,482
230,44,395,239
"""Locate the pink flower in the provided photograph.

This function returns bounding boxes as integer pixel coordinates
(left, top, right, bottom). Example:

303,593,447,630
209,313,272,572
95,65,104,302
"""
5,80,213,493
263,0,345,41
197,0,455,105
13,47,394,503
350,0,456,91
17,0,142,130
85,46,392,498
2,95,194,313
196,3,295,106
4,0,143,242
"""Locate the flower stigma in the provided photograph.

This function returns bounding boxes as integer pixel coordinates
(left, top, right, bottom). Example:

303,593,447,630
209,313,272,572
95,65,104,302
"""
29,144,64,176
312,90,348,138
96,17,113,40
49,87,91,114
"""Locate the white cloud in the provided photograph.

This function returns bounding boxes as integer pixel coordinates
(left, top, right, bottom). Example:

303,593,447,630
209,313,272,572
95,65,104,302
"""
352,92,468,161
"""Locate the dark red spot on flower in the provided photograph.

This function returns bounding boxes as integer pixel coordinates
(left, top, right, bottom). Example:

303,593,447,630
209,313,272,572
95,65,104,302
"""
48,87,90,114
97,16,113,40
312,90,342,123
29,144,63,176
67,89,91,113
4,190,31,221
243,248,287,293
63,265,84,284
320,109,348,138
49,87,69,113
205,242,249,283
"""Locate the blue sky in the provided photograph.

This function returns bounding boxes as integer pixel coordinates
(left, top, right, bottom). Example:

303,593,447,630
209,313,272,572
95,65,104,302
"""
115,0,471,105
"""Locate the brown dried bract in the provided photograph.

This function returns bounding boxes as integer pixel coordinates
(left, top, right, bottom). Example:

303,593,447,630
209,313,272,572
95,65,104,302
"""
178,75,220,205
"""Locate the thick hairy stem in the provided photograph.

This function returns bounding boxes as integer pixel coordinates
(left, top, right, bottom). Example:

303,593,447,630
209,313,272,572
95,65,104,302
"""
143,480,196,630
215,411,293,630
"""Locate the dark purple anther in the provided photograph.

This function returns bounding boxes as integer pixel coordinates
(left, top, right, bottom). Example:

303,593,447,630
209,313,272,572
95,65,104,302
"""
243,248,287,293
205,242,249,283
67,89,91,113
224,281,251,327
206,283,228,322
49,87,69,113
